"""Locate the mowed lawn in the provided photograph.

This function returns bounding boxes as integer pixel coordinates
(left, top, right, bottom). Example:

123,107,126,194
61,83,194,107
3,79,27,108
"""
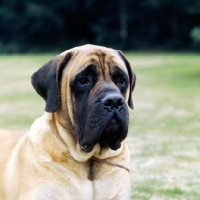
0,52,200,199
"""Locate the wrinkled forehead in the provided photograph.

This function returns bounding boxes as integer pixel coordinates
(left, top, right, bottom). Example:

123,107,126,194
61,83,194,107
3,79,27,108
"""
66,47,128,77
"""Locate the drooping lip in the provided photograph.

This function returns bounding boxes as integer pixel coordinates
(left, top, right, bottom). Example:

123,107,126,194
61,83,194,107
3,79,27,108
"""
80,117,123,153
99,118,123,148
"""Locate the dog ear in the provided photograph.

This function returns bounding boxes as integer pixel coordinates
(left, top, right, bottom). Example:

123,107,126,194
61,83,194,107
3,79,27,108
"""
118,51,136,109
31,52,73,113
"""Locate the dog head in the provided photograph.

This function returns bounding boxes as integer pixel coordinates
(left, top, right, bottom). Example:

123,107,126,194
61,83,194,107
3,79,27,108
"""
31,44,136,153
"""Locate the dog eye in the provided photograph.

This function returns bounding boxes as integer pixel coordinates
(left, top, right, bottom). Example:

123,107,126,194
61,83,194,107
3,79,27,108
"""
78,77,89,85
118,77,126,85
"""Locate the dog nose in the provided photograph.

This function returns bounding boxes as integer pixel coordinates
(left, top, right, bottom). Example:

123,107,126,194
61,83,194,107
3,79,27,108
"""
102,93,124,110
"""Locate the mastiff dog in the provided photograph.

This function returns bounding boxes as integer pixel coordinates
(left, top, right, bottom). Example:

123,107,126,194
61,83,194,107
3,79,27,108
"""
0,44,136,200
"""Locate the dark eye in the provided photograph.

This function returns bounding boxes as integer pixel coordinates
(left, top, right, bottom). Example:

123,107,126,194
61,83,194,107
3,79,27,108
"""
78,77,89,85
118,77,126,85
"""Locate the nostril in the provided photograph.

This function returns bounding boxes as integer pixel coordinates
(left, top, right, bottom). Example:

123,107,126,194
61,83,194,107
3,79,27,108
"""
102,93,124,110
117,98,124,107
104,99,113,107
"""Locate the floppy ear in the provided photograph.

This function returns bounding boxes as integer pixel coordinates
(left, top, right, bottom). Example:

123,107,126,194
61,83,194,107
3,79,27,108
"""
31,51,73,113
118,51,136,109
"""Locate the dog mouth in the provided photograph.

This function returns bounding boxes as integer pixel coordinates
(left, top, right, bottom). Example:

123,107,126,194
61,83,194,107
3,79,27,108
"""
99,118,122,150
80,118,123,153
103,119,121,133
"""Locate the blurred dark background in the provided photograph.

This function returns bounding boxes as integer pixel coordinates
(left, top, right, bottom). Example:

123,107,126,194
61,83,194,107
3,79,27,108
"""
0,0,200,53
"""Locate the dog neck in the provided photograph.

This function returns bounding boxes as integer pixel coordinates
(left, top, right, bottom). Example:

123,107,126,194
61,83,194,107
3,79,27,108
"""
49,118,129,172
28,112,129,172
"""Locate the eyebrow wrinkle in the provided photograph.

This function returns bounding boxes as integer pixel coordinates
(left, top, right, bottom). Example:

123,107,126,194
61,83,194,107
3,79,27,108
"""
107,56,118,83
96,50,105,69
94,50,105,80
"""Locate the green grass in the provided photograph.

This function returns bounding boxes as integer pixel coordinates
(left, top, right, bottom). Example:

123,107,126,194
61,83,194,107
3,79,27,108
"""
0,54,56,130
126,53,200,199
0,52,200,199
